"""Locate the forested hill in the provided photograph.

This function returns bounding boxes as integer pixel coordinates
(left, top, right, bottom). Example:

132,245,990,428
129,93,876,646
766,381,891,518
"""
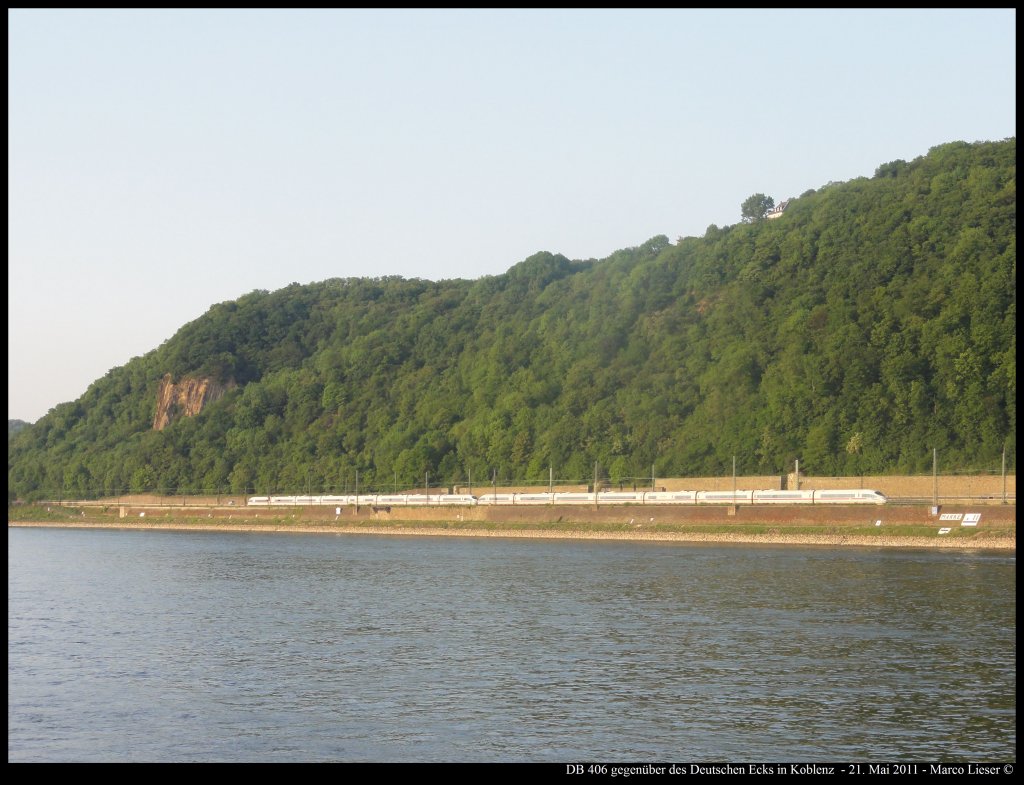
8,139,1015,500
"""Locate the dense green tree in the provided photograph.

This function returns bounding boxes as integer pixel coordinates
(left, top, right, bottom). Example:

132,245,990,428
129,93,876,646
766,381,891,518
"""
7,139,1016,500
740,193,775,222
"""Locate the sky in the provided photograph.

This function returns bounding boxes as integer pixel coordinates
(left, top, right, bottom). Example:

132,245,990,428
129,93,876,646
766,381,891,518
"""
8,9,1016,423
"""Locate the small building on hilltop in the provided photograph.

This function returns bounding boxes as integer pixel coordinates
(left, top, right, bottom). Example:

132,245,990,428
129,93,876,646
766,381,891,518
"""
766,199,791,220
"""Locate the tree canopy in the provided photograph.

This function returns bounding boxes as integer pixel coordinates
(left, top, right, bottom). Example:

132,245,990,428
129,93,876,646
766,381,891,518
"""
741,193,775,222
8,138,1016,500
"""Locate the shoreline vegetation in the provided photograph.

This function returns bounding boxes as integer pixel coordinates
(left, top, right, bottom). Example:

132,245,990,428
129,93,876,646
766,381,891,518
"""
8,505,1015,550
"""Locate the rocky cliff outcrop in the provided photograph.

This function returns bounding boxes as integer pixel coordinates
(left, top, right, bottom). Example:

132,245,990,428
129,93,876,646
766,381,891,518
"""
152,374,233,431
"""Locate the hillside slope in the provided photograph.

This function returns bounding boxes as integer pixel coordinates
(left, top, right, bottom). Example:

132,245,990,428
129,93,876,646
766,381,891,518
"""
9,139,1015,500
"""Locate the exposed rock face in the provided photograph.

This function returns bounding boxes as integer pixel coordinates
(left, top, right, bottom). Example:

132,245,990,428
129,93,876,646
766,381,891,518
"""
152,374,233,431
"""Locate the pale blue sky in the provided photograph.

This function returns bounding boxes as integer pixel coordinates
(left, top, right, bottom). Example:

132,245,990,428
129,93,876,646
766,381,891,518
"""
8,9,1016,422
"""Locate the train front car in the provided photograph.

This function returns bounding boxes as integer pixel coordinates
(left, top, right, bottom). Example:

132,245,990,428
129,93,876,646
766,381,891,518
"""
813,489,888,505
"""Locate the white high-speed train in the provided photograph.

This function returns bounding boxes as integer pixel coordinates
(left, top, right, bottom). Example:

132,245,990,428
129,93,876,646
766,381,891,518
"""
246,489,886,507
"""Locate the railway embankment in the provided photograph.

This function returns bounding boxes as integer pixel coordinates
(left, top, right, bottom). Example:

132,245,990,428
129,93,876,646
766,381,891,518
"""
9,501,1015,549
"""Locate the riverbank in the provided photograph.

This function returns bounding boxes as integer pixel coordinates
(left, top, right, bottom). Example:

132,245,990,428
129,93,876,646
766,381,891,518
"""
8,515,1016,550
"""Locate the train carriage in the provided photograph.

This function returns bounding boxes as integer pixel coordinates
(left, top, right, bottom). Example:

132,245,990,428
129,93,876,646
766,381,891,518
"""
373,495,408,506
642,491,697,505
476,494,516,505
433,494,478,506
598,491,645,504
319,495,354,506
752,490,815,504
696,490,755,504
513,493,556,505
551,492,596,505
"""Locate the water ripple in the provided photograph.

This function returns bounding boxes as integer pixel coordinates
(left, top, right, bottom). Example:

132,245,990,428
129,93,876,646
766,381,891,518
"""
8,529,1015,762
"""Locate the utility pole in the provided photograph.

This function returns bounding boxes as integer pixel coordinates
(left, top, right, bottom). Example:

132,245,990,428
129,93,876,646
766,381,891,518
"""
1002,444,1007,505
933,448,938,509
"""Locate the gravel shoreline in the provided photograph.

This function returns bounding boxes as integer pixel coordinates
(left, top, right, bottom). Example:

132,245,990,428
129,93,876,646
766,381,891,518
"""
8,520,1015,550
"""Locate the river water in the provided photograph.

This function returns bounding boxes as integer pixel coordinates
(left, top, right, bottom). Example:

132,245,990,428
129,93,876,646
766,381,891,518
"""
7,527,1015,762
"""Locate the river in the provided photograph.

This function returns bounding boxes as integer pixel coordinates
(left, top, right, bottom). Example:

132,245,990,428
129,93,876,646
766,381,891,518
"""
7,527,1015,762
